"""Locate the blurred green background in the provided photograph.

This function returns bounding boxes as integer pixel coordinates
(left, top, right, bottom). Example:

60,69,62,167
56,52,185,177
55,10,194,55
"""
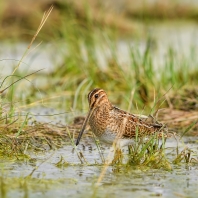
0,0,198,115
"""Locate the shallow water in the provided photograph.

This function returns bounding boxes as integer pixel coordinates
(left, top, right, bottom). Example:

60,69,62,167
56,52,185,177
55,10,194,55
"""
1,135,198,198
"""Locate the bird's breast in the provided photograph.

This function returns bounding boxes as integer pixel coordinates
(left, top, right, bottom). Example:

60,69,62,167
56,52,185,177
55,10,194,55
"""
89,106,110,137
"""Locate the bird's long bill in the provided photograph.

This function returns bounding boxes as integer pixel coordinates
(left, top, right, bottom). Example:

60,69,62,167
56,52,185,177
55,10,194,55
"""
76,108,93,146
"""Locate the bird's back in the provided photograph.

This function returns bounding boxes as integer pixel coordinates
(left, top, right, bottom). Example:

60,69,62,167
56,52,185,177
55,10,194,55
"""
108,106,165,139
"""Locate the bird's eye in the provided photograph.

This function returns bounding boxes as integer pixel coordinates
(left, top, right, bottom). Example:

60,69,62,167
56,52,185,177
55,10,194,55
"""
95,94,99,99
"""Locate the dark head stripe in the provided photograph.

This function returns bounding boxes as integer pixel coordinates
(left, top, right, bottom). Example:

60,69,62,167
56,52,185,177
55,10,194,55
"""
88,88,103,102
90,93,106,109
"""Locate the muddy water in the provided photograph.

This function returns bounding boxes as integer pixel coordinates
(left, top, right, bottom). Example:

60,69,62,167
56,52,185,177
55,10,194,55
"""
1,135,198,198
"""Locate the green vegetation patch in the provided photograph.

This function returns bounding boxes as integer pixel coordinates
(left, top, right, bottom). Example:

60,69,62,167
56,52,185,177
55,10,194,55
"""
0,175,76,198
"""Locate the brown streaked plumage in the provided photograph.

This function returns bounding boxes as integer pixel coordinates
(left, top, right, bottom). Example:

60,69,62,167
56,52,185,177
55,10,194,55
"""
76,88,167,147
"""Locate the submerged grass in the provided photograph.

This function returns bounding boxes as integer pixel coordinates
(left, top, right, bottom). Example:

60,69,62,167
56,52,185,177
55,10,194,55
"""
0,175,75,198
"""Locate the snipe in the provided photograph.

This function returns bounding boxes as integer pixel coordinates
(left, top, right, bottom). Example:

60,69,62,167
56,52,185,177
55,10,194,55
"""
76,88,167,147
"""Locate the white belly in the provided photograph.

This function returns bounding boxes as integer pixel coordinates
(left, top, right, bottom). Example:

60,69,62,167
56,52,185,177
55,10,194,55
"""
98,129,134,147
98,129,116,144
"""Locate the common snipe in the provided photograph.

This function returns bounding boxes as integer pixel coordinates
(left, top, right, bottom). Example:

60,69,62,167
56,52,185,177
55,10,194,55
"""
76,88,167,147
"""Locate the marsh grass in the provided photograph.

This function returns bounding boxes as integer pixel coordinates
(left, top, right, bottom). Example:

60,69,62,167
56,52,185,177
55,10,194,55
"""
41,32,198,113
4,3,196,114
2,0,198,40
126,135,171,170
0,122,68,159
0,3,197,198
90,132,197,198
0,0,197,167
